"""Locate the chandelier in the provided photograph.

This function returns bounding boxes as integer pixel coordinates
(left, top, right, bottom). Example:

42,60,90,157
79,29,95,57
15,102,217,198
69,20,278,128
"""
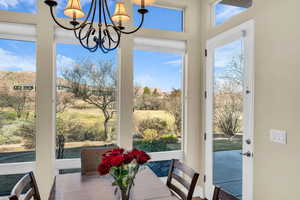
44,0,155,53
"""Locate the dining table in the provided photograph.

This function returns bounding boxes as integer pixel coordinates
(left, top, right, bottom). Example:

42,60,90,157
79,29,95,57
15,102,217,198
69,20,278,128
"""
49,167,179,200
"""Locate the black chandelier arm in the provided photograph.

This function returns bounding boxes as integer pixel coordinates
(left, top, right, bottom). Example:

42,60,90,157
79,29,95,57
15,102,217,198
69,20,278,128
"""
103,0,146,35
46,0,96,31
101,26,121,51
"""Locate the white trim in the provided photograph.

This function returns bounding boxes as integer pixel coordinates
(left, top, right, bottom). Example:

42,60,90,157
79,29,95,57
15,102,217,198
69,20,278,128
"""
148,150,183,162
54,150,184,170
205,20,255,200
0,162,35,175
134,37,186,54
0,22,36,41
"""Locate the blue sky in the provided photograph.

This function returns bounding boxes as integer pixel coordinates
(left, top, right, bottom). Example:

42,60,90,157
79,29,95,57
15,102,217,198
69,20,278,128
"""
0,0,245,91
215,3,246,25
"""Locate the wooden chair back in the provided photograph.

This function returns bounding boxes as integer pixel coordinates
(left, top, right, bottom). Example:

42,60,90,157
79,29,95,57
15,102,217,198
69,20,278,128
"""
166,159,199,200
9,172,41,200
81,147,114,175
212,186,239,200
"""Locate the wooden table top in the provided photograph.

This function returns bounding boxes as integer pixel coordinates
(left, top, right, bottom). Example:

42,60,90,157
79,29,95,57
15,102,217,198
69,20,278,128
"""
50,167,179,200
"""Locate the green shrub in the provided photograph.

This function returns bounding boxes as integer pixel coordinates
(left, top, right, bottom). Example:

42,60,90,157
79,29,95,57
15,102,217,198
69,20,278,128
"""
138,118,168,135
133,139,168,153
19,121,35,149
143,129,159,141
159,134,178,144
0,120,25,145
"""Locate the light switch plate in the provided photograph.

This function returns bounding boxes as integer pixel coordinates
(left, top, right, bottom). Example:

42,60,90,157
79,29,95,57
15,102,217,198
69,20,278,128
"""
270,129,287,144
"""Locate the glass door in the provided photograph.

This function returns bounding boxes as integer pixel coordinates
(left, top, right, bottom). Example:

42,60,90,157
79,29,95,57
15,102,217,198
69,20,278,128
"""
205,21,254,200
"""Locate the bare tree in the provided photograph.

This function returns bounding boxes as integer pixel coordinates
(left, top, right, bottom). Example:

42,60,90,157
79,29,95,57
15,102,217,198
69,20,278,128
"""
0,86,34,119
214,83,243,139
220,55,244,87
62,59,117,141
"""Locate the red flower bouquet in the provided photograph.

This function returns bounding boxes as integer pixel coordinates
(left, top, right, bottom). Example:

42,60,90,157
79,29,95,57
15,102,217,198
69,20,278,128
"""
98,148,151,200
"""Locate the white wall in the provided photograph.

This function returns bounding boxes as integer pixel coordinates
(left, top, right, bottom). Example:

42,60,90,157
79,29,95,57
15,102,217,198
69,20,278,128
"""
200,0,300,199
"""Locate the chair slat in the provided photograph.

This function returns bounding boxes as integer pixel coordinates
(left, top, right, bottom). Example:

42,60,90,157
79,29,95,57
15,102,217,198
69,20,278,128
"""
23,188,34,200
9,172,41,200
167,182,187,200
10,174,32,198
212,186,239,200
172,173,190,190
173,160,196,178
166,159,199,200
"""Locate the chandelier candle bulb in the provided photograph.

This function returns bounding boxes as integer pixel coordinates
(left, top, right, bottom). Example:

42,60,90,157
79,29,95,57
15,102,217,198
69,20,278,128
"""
64,0,85,19
112,2,131,24
132,0,156,6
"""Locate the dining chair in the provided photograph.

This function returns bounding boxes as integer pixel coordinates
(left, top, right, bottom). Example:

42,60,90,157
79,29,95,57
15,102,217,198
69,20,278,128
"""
9,171,41,200
166,159,199,200
212,186,239,200
81,147,114,175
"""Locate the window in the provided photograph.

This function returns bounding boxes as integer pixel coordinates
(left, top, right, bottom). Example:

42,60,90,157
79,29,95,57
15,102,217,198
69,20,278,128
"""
56,43,118,160
133,6,183,32
0,38,36,196
0,39,36,163
133,50,183,153
147,160,171,177
213,0,252,26
0,0,36,13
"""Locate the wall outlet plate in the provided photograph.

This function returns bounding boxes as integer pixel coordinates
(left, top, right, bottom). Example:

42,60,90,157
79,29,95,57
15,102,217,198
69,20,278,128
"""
270,129,287,144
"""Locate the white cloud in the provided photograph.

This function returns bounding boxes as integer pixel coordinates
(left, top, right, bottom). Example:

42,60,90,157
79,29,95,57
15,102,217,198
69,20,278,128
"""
0,0,35,8
56,54,76,76
216,6,244,23
164,59,182,66
214,40,242,67
0,0,18,8
135,74,154,87
0,48,35,72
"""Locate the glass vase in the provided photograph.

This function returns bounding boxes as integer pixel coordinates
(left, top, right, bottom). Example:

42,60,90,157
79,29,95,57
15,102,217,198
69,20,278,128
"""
114,186,134,200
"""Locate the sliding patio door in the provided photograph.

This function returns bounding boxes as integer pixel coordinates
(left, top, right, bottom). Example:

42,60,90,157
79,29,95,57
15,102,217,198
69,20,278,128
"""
205,21,254,200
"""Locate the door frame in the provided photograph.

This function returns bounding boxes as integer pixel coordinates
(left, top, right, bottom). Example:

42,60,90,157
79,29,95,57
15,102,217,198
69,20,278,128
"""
204,20,255,200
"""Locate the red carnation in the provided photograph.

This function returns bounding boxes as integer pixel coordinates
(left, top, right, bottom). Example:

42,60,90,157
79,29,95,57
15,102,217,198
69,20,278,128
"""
98,162,111,175
131,149,141,159
123,153,134,164
110,154,125,166
130,149,150,164
136,151,151,164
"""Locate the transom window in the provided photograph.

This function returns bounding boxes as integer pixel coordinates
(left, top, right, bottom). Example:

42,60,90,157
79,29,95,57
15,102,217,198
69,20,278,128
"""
133,5,184,32
213,0,252,26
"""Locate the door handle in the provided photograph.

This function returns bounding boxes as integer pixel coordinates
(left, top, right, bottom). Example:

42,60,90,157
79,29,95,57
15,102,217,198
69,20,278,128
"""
241,151,253,157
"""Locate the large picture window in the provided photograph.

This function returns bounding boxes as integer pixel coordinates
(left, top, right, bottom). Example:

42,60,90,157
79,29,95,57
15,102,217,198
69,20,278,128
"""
0,38,36,196
133,50,183,153
56,43,118,160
